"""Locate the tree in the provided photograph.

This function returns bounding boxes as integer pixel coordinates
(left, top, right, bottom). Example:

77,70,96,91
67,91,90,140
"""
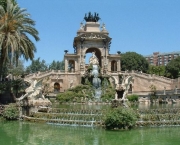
7,59,25,76
0,0,17,10
165,56,180,79
57,60,64,70
49,60,64,70
49,60,57,70
121,52,149,72
148,65,165,76
26,58,48,73
0,0,39,75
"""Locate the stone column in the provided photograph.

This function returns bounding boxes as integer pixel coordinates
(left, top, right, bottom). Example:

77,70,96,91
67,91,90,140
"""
65,59,68,72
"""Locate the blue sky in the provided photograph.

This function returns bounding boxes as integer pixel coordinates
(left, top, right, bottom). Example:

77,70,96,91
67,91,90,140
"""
17,0,180,66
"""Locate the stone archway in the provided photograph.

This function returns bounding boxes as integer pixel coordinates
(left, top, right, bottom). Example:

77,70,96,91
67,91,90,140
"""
86,48,102,67
68,60,75,72
54,82,60,93
111,60,117,72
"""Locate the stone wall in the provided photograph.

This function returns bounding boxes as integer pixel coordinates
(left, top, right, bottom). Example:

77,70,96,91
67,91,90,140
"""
25,70,180,95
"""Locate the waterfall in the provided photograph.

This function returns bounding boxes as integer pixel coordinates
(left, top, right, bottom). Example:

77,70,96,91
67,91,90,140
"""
91,64,102,99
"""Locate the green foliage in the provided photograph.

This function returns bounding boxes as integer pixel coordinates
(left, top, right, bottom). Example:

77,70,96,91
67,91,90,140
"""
165,56,180,79
148,65,165,76
56,91,77,103
87,64,93,72
103,106,138,130
0,81,9,93
101,85,115,101
49,60,64,70
57,79,115,103
0,78,27,97
149,84,156,93
0,59,25,80
149,84,157,101
9,60,25,76
57,85,92,103
0,0,17,10
11,79,27,96
0,0,39,75
68,85,90,93
121,52,149,73
127,94,139,102
3,103,19,120
26,59,65,73
26,58,48,73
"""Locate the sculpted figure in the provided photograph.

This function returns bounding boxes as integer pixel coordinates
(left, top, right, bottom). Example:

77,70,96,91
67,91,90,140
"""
89,51,99,65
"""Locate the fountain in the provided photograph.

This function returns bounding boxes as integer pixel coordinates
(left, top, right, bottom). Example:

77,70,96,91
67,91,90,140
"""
16,79,52,117
89,51,102,100
112,74,133,107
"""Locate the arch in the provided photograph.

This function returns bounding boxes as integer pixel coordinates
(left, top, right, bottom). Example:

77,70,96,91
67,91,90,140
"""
85,48,102,67
54,82,60,93
111,60,117,72
68,60,75,72
128,84,132,94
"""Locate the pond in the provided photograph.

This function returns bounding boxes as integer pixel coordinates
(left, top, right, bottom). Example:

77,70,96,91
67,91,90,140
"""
0,119,180,145
1,103,180,145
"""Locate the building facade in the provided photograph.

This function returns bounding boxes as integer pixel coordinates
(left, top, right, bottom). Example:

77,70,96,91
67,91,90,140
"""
145,51,180,66
25,14,180,96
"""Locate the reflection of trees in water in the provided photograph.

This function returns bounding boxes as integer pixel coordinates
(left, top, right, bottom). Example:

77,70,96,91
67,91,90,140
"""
1,121,180,144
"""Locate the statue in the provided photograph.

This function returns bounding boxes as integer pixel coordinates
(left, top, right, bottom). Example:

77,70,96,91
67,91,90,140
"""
79,22,84,30
16,79,52,115
101,23,106,31
69,80,74,88
89,51,99,65
84,12,101,22
121,76,133,100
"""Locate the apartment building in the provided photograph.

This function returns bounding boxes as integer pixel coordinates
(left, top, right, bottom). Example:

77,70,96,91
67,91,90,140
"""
145,51,180,66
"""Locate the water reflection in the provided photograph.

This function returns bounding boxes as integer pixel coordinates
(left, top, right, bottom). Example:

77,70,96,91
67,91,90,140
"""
0,121,180,145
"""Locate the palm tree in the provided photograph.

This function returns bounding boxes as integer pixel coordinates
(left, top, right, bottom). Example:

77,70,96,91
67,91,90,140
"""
0,0,40,75
0,0,17,10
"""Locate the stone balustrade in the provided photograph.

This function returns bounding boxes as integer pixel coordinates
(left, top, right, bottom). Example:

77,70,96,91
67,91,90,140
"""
24,69,180,93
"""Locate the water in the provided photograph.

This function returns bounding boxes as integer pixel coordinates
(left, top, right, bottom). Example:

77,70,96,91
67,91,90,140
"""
53,103,110,110
0,120,180,145
53,103,180,110
1,103,180,145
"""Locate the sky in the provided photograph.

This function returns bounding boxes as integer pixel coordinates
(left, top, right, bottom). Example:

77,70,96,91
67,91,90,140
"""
17,0,180,67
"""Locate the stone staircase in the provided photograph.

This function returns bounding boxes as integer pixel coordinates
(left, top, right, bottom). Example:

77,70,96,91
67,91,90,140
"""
24,108,103,127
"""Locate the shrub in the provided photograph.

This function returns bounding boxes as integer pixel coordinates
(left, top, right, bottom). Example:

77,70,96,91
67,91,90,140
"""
103,106,138,130
57,85,92,103
101,85,115,101
56,91,75,103
3,103,19,120
127,94,139,102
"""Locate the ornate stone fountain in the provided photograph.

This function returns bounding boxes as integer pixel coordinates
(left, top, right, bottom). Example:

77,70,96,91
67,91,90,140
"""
16,79,52,117
89,51,102,100
112,75,133,107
